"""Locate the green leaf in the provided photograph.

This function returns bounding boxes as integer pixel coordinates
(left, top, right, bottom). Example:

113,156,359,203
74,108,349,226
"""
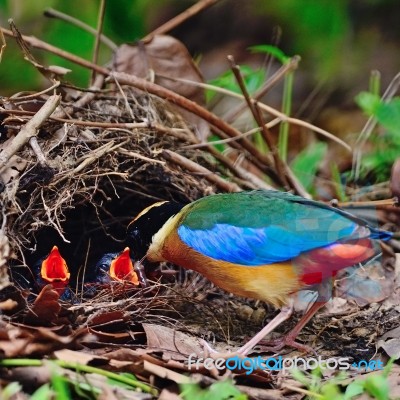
208,134,226,153
331,162,348,202
31,384,53,400
375,98,400,135
355,92,381,116
51,375,71,400
1,382,23,400
320,382,343,399
208,380,247,400
290,369,310,386
363,374,389,400
249,45,290,64
344,380,365,399
108,372,139,389
290,142,328,190
180,380,247,400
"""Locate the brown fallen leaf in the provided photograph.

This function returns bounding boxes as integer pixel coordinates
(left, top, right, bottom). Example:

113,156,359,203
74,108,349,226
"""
143,359,190,384
24,284,61,325
377,325,400,359
87,310,127,326
54,348,132,368
81,310,134,343
113,35,209,140
143,323,203,360
0,337,31,357
0,320,76,357
378,338,400,359
87,327,131,343
158,388,182,400
335,259,394,307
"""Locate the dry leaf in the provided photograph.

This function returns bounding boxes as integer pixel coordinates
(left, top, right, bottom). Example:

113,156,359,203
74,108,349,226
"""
143,323,203,360
24,284,61,325
0,320,75,357
158,388,182,400
87,310,127,326
143,360,190,384
84,310,132,343
0,144,27,185
2,338,32,357
377,326,400,359
378,338,400,359
113,35,209,140
54,349,102,365
335,261,394,306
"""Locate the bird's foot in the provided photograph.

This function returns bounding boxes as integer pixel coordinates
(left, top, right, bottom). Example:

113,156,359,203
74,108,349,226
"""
195,339,277,377
256,336,316,355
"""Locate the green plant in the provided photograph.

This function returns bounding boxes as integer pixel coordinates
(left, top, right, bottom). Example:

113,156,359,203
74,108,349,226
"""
250,45,294,162
0,358,157,398
206,64,269,153
290,358,395,400
0,382,23,400
180,380,247,400
355,92,400,182
290,141,328,192
255,0,350,84
206,65,266,104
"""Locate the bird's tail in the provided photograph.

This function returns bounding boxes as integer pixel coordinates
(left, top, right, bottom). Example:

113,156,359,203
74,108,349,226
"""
369,227,393,241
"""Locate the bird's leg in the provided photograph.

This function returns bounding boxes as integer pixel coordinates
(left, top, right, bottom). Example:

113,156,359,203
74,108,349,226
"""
257,283,332,353
199,302,293,358
257,300,326,354
237,299,294,356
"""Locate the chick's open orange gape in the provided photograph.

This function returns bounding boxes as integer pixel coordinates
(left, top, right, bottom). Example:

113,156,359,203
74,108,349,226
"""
127,190,392,354
39,245,70,295
95,247,139,285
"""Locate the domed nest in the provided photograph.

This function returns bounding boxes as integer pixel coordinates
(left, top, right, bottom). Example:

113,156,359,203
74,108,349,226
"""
0,87,232,287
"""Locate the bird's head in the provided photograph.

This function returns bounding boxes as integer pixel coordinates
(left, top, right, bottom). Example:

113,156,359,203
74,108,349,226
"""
109,247,139,285
126,201,184,261
40,245,70,294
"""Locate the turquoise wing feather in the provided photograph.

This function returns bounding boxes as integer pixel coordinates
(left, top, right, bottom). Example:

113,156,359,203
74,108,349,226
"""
177,190,378,266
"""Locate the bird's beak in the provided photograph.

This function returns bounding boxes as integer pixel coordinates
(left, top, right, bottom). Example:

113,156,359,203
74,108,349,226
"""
109,247,139,285
40,246,70,284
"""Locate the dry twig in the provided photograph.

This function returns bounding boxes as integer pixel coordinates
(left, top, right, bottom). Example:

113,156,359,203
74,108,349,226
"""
143,0,221,40
162,150,241,193
0,94,60,172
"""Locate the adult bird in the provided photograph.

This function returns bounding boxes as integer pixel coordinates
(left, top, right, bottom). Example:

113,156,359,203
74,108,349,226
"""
126,190,392,354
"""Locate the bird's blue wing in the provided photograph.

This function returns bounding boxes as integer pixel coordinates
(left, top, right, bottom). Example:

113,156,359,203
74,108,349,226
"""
177,191,366,266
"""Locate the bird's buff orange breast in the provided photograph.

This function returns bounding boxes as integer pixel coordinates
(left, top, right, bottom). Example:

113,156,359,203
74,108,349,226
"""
162,230,302,307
